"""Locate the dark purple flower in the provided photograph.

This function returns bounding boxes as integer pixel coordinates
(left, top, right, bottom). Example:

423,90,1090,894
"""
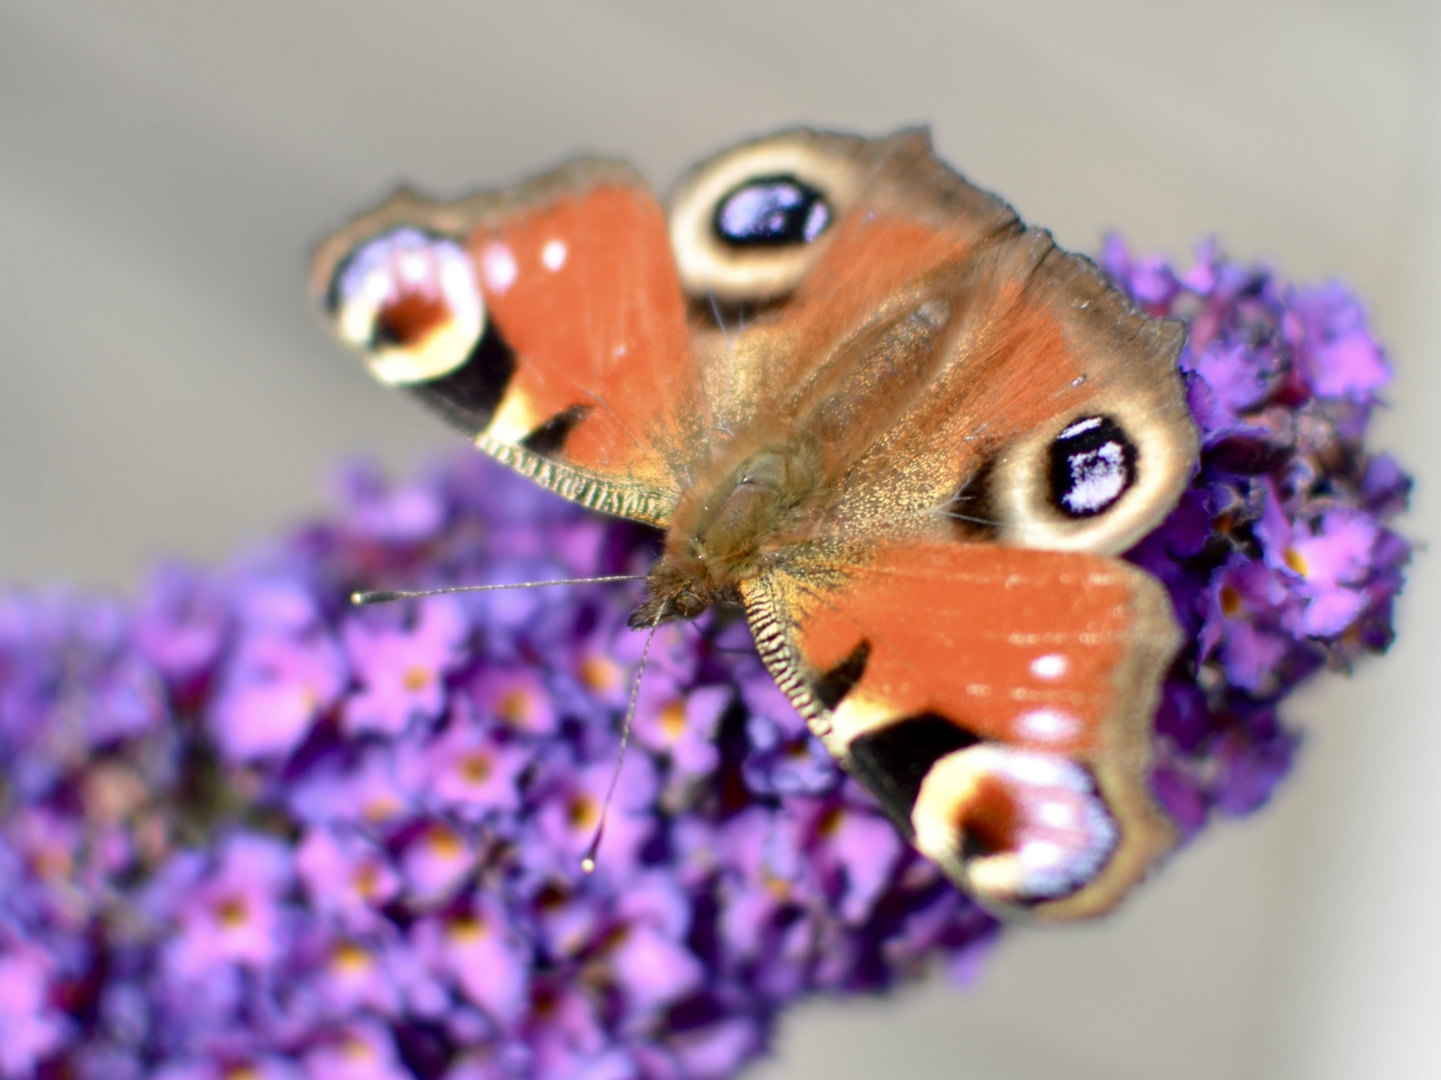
740,712,842,797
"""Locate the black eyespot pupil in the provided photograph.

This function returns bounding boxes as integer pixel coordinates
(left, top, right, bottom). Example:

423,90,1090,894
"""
1048,416,1137,518
713,175,831,247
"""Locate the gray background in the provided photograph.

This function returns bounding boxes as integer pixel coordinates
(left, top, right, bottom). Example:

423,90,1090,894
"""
2,2,1438,1077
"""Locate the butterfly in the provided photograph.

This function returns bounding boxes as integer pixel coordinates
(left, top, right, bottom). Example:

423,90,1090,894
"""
312,129,1200,921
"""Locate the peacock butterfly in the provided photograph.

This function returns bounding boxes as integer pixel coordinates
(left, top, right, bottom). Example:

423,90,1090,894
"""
311,129,1200,921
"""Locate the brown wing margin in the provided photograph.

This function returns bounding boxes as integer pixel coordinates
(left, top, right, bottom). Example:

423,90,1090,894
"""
743,541,1180,921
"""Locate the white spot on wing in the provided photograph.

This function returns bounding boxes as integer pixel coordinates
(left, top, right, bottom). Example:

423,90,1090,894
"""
482,243,517,294
1037,802,1077,828
1015,708,1079,743
1030,654,1068,681
1059,416,1103,439
397,250,429,284
1062,441,1127,513
541,239,567,271
1022,840,1064,869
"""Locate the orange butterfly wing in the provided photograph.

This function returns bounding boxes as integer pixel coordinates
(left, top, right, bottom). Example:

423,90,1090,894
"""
312,161,705,525
744,541,1179,920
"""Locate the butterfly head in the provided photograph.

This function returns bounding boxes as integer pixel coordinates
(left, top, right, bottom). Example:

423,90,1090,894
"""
629,446,824,629
626,556,715,629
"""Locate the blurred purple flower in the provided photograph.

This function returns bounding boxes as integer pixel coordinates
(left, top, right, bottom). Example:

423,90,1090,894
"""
296,827,401,930
343,598,469,738
407,705,527,820
0,946,72,1076
0,240,1410,1078
162,833,294,980
301,1020,413,1080
211,583,346,762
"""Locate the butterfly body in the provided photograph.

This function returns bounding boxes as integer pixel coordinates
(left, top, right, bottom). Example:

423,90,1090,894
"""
314,129,1199,920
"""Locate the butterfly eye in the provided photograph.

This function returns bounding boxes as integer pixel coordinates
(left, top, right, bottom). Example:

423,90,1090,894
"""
326,227,485,387
712,175,832,247
911,745,1119,909
1048,415,1137,518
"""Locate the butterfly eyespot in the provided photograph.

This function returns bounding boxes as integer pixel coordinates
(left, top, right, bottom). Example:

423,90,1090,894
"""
327,227,485,387
1048,415,1137,518
911,745,1119,908
667,131,866,302
712,175,832,248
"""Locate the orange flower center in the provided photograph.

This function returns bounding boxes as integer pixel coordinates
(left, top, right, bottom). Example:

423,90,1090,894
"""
1284,547,1310,577
569,794,599,829
659,700,686,741
497,687,532,724
331,941,372,974
459,751,492,784
215,895,249,929
425,825,463,858
580,655,621,693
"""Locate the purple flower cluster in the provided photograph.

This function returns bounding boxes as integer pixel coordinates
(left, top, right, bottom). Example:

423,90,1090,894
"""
0,242,1411,1079
1104,238,1412,837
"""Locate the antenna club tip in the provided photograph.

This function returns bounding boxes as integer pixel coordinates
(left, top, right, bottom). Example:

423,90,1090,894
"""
580,857,596,874
352,590,408,605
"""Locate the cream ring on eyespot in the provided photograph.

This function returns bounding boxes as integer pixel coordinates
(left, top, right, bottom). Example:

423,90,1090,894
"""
911,744,1118,908
667,134,865,302
328,227,485,387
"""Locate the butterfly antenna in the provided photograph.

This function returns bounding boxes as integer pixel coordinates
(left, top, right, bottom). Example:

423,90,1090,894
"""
351,575,645,606
581,620,659,874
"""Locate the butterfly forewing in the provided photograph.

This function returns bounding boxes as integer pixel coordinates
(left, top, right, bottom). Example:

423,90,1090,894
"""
314,160,706,527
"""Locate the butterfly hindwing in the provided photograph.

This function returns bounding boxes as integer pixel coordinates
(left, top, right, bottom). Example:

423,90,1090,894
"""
743,540,1180,920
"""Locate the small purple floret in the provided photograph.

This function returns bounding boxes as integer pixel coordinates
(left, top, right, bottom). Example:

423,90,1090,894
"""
0,241,1411,1077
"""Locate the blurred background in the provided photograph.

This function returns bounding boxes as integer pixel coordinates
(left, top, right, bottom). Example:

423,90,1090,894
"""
1,1,1436,1077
